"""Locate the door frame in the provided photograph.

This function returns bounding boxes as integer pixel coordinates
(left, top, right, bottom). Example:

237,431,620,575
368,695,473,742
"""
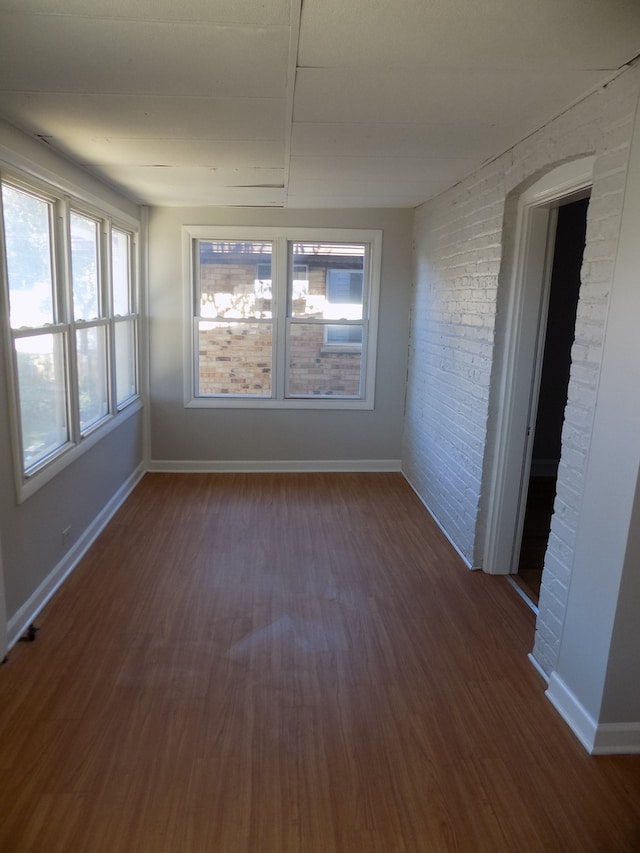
483,158,595,575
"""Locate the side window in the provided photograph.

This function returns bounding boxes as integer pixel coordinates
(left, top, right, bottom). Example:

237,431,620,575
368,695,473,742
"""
70,210,109,434
2,183,70,472
112,227,138,408
0,176,140,497
287,243,366,396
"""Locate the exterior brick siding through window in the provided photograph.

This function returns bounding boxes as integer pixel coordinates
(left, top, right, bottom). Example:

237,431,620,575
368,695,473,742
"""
186,227,382,409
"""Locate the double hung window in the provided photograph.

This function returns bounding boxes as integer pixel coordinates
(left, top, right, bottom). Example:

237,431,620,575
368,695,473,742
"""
186,227,381,408
0,175,139,497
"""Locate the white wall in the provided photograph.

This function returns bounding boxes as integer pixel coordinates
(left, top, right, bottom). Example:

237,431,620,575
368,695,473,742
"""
0,119,146,644
546,97,640,747
405,63,640,685
148,207,412,467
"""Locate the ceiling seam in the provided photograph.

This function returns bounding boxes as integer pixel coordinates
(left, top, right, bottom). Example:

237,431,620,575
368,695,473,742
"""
283,0,303,208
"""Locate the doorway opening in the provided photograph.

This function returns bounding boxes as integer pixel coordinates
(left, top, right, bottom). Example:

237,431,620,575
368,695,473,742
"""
513,196,589,606
483,157,595,601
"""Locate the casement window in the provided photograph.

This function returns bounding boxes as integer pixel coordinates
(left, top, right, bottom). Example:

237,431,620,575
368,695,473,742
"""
185,226,382,409
0,175,139,499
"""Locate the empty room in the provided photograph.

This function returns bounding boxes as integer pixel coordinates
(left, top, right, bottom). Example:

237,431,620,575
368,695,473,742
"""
1,1,640,850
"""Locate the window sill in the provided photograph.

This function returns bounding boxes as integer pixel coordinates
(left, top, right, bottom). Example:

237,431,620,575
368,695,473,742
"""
185,396,373,411
17,398,143,504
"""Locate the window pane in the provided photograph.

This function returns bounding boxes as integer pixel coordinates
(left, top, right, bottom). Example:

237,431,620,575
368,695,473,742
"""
326,324,363,346
288,323,363,398
112,228,131,315
198,321,272,396
198,241,273,320
15,333,68,470
76,325,108,431
290,243,365,320
70,212,100,320
115,318,137,406
2,184,55,328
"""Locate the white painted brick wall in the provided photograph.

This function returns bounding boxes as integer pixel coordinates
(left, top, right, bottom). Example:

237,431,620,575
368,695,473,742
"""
404,65,640,674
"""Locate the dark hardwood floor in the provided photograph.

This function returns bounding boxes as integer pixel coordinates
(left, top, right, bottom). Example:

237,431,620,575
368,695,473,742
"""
1,473,639,851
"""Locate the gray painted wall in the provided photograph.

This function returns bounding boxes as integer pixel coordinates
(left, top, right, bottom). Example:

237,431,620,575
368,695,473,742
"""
148,207,412,466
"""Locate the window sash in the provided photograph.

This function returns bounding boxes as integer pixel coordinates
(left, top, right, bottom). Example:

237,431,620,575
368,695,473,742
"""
13,329,70,473
70,210,102,322
114,316,138,408
2,182,58,330
0,172,140,494
186,227,381,409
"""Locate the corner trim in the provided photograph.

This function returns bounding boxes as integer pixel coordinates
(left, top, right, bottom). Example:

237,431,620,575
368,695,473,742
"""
546,671,640,755
6,464,145,650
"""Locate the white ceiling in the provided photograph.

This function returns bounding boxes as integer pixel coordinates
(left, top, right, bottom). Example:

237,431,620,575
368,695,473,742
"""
0,0,638,209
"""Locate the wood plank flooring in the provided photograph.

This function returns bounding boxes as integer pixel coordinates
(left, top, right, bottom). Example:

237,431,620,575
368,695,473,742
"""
1,473,639,852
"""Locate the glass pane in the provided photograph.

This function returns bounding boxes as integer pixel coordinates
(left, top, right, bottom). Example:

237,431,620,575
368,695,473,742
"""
287,323,363,398
76,325,109,431
198,240,273,320
198,321,272,396
70,212,100,320
112,229,131,315
2,183,55,328
290,242,365,320
326,324,363,346
15,333,68,470
115,318,137,406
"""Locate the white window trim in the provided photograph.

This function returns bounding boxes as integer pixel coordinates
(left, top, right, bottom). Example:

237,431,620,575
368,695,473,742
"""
182,226,382,410
0,166,141,504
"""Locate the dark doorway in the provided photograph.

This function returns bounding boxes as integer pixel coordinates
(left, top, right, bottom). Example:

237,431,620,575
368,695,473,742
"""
515,195,589,605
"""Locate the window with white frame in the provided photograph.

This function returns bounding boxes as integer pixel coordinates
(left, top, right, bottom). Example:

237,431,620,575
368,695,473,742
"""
0,175,139,495
186,227,381,408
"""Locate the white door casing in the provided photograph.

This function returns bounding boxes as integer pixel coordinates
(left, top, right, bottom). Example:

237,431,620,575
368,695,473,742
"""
483,158,595,575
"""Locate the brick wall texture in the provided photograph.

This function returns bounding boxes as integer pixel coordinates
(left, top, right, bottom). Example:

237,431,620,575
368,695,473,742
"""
403,65,640,676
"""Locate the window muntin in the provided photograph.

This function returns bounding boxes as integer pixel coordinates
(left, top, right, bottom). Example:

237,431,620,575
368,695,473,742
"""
187,227,381,408
0,174,140,491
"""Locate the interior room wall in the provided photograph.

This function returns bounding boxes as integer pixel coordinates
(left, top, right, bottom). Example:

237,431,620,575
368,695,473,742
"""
548,94,640,744
0,119,145,643
148,206,412,468
404,64,640,686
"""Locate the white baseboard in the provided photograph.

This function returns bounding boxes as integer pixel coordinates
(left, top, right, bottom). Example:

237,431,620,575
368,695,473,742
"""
148,459,402,473
7,464,145,650
528,652,549,683
546,671,640,754
401,473,474,570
